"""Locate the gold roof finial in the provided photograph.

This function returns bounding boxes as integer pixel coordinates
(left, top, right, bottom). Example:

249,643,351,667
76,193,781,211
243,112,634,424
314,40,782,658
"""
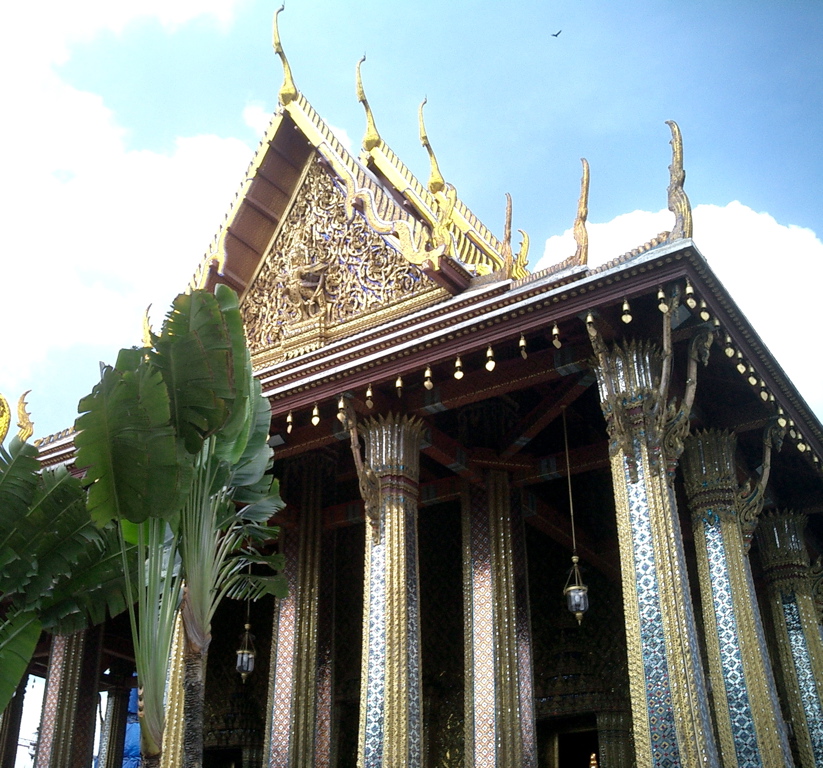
0,393,10,445
573,158,590,265
17,391,33,443
272,5,298,106
418,98,445,194
502,193,514,277
142,305,153,348
356,55,381,152
666,120,692,239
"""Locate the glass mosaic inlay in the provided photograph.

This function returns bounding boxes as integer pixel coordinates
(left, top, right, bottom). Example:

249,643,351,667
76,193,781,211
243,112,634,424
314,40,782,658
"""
624,455,681,768
781,593,823,763
704,519,761,768
404,501,422,767
363,538,387,768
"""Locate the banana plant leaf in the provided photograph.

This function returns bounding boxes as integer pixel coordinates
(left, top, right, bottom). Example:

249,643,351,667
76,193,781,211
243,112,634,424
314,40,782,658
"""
0,610,41,713
76,358,191,526
151,290,235,455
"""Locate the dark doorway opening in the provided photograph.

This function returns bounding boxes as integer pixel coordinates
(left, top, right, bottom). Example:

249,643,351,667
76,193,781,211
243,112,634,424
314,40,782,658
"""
537,713,599,768
203,747,242,768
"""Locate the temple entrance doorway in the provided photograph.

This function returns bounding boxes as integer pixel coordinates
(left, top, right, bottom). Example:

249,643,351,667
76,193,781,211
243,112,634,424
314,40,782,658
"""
537,713,599,768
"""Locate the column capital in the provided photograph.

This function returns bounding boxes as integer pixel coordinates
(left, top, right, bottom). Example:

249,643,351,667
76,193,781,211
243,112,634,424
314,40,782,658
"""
756,510,810,584
361,412,425,480
682,429,739,521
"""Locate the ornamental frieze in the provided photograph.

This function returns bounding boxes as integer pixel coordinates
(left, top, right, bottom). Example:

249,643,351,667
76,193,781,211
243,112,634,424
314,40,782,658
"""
241,161,439,361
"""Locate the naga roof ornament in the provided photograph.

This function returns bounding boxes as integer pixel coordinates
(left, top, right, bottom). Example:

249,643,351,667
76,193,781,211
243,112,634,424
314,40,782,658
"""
356,56,382,153
501,193,530,279
666,120,692,240
0,391,34,444
418,98,446,195
273,5,298,106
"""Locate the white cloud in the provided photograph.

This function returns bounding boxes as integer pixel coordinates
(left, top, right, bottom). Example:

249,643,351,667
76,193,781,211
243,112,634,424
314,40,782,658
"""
329,124,354,153
0,2,254,439
536,202,823,421
243,102,274,137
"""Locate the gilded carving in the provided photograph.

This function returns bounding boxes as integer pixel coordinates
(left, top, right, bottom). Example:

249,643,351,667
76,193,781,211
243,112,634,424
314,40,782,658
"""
241,162,434,358
341,402,381,543
811,557,823,626
738,418,784,546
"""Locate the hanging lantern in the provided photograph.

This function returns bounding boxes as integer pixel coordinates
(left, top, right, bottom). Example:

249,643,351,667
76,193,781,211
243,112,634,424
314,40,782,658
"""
311,403,320,427
561,406,588,625
236,621,256,683
519,334,528,359
453,356,464,380
485,346,496,372
564,556,589,626
621,299,632,324
365,384,374,410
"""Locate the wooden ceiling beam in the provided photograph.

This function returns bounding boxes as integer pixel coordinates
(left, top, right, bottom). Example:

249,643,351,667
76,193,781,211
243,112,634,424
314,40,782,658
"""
499,372,595,459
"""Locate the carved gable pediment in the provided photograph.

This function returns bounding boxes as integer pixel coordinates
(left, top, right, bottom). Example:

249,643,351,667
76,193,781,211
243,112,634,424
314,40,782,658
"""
241,161,442,363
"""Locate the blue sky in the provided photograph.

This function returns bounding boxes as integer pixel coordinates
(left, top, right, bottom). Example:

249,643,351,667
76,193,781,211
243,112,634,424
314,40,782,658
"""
2,0,822,439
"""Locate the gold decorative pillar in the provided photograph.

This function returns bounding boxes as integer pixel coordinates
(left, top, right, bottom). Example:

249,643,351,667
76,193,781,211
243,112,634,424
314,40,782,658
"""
265,452,336,768
596,711,634,768
35,627,103,768
354,413,425,768
682,431,792,768
591,339,718,768
462,471,536,768
756,511,823,768
0,676,27,768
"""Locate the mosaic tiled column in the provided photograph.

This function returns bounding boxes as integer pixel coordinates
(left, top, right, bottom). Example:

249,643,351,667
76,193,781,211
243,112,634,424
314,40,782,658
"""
681,431,792,768
266,452,336,768
462,471,536,768
357,414,425,768
98,663,133,768
596,711,634,768
34,627,103,768
592,341,718,768
0,676,27,768
756,511,823,768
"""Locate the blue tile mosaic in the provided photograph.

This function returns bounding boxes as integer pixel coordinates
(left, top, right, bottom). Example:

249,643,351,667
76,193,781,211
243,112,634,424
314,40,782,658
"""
703,519,761,767
782,592,823,764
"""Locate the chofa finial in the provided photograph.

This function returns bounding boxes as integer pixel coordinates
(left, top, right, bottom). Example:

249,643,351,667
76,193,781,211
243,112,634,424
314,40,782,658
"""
666,120,692,240
272,5,298,106
573,158,590,265
356,55,381,152
418,98,445,194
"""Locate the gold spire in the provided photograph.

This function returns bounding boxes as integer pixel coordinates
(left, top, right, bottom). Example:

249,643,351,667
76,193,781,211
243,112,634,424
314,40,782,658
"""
665,120,692,239
272,5,298,106
0,393,10,445
573,158,590,265
17,391,33,443
356,55,381,152
418,98,445,194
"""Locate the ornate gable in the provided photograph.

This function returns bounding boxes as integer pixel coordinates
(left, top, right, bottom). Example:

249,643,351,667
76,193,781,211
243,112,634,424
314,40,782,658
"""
241,161,443,364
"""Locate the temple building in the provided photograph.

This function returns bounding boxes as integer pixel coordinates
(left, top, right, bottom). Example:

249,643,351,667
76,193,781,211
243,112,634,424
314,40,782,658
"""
6,12,823,768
